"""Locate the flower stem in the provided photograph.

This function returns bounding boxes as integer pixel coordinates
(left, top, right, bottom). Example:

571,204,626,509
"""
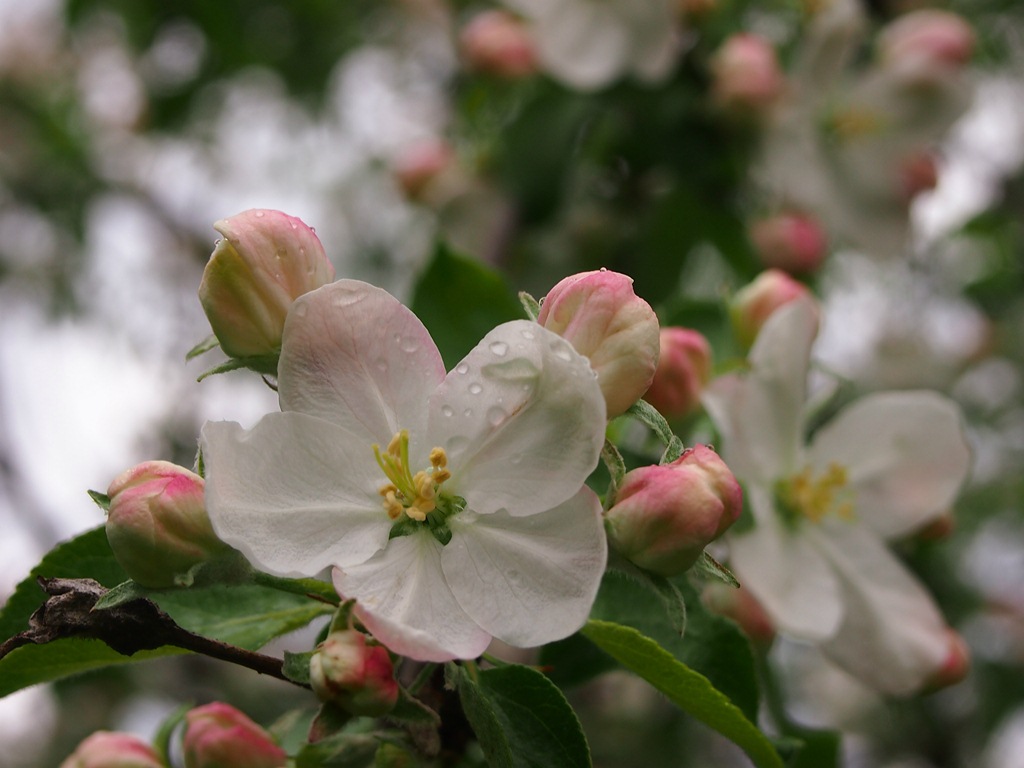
249,571,341,605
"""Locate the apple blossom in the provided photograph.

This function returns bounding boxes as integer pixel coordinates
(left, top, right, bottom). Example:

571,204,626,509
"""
703,296,971,695
201,279,608,661
749,212,828,274
459,11,537,79
537,269,660,418
310,629,399,716
182,702,287,768
60,731,164,768
643,327,712,419
877,10,975,82
198,209,334,368
106,461,229,588
729,269,813,349
709,33,785,117
604,445,742,576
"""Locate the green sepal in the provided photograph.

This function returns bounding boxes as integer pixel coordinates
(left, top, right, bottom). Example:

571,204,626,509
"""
328,599,358,634
518,291,541,321
625,399,685,464
185,334,220,361
153,702,191,766
284,649,316,686
195,353,279,381
91,579,149,611
692,551,741,588
87,490,111,512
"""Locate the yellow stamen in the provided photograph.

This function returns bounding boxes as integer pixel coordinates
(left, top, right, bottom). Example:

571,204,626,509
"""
373,431,452,522
776,462,855,525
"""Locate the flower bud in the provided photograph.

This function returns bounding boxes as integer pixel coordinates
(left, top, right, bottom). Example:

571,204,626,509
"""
701,582,776,650
898,150,939,203
730,269,813,349
392,139,461,203
198,209,334,365
106,461,228,588
182,702,287,768
643,328,712,419
460,11,537,79
878,10,975,80
538,270,660,418
709,34,785,117
922,629,970,692
60,731,164,768
310,630,399,717
749,212,828,275
605,445,742,576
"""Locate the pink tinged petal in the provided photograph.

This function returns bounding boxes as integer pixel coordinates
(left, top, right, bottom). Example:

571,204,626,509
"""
442,487,607,648
278,280,446,449
808,391,971,539
728,511,842,641
813,521,952,696
201,414,390,577
429,321,605,517
333,535,492,662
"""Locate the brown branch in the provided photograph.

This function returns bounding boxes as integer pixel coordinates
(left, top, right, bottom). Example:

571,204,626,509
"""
0,577,308,688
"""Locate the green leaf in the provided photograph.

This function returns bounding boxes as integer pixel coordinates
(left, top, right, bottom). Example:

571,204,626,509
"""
456,663,591,768
296,730,379,768
185,333,220,361
284,650,316,686
581,621,782,768
92,579,149,610
410,242,523,370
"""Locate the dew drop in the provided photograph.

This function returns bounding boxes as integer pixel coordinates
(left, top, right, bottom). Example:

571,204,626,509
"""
293,303,309,318
489,340,509,357
599,266,607,272
441,405,454,418
554,347,572,362
455,362,470,375
447,436,469,453
468,382,483,395
520,328,535,340
291,221,298,230
399,336,419,353
487,406,506,426
332,290,365,308
463,408,473,418
255,211,265,218
375,358,388,373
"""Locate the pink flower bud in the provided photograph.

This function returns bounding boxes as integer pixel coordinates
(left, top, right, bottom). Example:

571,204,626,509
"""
106,461,228,588
60,732,164,768
898,150,940,202
643,328,712,419
182,703,287,768
604,445,743,576
701,582,776,650
460,11,537,79
709,34,785,117
310,630,399,716
749,212,828,275
538,270,660,418
392,139,459,202
878,10,975,79
922,629,970,692
198,209,334,364
730,269,814,349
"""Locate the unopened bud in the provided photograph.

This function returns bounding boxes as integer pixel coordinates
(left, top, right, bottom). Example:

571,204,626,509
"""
60,732,164,768
310,630,399,717
198,209,334,367
878,10,975,80
709,34,785,117
644,328,712,419
730,269,814,349
702,582,776,650
460,11,537,79
538,270,660,418
898,150,940,202
923,629,970,692
182,702,287,768
106,461,228,588
605,445,742,576
392,139,460,203
749,212,828,275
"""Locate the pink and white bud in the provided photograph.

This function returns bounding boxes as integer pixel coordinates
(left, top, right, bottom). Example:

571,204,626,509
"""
392,139,461,203
310,630,399,716
604,445,743,576
922,629,970,692
538,270,660,418
60,731,164,768
643,328,712,419
182,702,287,768
460,11,537,79
878,10,975,81
106,461,228,588
702,582,776,650
749,212,828,275
709,34,785,117
198,209,334,365
730,269,814,349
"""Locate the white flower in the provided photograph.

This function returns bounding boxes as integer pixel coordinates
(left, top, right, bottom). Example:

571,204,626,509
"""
502,0,679,91
702,296,971,695
201,280,608,661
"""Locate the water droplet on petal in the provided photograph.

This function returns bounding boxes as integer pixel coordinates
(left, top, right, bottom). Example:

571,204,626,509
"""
448,436,469,453
455,362,470,375
463,408,473,417
520,328,535,340
332,290,365,308
399,336,419,353
375,358,388,372
599,266,607,272
468,382,483,395
441,405,454,418
554,347,572,362
255,211,265,218
489,341,509,357
293,303,309,318
487,406,506,426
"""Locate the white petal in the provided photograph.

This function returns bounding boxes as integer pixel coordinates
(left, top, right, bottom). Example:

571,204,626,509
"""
808,391,971,539
429,321,605,517
531,1,629,90
278,280,446,450
442,488,607,648
200,415,391,577
814,521,951,695
334,534,492,662
703,297,818,483
728,512,842,641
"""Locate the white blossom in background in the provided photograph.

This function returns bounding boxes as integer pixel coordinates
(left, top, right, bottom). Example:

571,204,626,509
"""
501,0,680,91
202,280,608,661
703,296,971,695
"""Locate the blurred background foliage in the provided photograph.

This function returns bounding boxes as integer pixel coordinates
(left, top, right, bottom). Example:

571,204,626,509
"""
2,0,1024,766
